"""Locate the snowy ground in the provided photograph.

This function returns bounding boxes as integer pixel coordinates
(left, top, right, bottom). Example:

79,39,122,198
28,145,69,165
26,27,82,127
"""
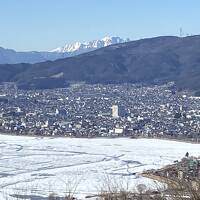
0,135,200,199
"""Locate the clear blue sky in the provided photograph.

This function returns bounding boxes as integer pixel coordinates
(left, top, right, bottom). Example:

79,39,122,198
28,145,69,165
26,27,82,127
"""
0,0,199,51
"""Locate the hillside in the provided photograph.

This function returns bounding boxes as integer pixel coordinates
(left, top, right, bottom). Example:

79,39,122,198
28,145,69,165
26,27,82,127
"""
0,35,200,90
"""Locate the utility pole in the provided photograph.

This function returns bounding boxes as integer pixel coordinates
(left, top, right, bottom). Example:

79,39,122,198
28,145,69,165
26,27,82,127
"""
197,122,200,143
179,27,183,37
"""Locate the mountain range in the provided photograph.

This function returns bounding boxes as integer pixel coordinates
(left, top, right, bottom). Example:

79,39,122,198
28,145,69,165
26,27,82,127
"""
50,36,130,53
0,37,129,64
0,35,200,93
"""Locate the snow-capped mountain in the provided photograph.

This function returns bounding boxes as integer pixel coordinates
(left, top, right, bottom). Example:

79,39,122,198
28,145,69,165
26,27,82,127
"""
0,36,130,64
50,36,130,53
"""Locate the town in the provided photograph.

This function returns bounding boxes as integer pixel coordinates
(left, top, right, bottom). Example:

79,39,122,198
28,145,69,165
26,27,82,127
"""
0,82,200,139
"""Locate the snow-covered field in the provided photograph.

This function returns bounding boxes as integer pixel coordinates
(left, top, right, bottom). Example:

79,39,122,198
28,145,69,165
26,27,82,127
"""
0,135,200,199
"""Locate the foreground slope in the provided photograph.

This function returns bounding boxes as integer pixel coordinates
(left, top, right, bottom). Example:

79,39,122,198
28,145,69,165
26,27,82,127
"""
0,35,200,90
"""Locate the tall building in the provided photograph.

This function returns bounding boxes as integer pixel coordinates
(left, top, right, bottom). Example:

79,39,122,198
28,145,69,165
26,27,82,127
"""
55,109,59,115
112,105,119,118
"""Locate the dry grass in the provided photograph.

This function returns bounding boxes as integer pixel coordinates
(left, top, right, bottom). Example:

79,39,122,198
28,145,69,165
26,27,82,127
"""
48,193,76,200
98,178,200,200
2,175,200,200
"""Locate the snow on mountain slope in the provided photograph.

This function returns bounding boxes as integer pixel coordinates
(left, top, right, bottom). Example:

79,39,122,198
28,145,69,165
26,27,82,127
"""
50,36,130,53
0,36,130,64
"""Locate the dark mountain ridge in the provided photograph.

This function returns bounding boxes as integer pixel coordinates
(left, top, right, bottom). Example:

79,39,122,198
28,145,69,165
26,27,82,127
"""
0,35,200,91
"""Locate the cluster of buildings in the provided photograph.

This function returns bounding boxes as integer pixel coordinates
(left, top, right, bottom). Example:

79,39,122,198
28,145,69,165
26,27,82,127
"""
0,82,200,138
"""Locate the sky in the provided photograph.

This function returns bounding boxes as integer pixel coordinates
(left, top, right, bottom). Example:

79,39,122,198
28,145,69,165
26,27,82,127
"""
0,0,199,51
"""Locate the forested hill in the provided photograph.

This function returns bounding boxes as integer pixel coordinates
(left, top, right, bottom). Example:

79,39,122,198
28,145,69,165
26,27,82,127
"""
0,35,200,91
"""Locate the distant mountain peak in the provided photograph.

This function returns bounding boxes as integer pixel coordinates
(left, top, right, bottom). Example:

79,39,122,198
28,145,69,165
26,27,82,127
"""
50,36,130,53
0,36,130,64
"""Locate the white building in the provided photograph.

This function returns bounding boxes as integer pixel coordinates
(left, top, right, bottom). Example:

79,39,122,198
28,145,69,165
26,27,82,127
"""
112,105,119,118
55,109,59,115
114,128,123,134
